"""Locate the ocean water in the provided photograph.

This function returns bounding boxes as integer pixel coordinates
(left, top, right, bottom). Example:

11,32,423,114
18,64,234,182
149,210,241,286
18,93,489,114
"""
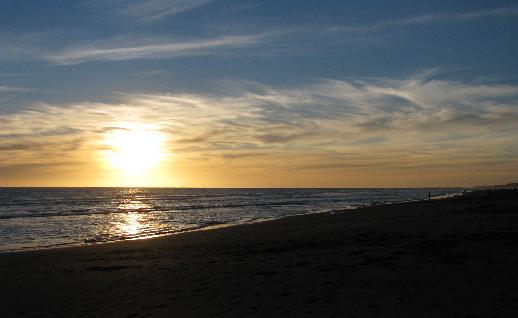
0,188,461,252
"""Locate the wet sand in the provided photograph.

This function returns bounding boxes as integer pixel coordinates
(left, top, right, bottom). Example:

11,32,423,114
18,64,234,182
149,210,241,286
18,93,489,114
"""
1,190,518,317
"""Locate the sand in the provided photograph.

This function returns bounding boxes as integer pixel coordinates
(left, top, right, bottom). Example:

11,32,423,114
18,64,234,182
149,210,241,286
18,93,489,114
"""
1,190,518,317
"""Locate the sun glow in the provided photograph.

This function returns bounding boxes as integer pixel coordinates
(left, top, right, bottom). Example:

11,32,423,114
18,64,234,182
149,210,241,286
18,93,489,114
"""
104,125,165,174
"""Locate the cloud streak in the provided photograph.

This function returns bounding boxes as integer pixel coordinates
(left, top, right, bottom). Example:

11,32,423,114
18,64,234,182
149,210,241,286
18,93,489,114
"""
0,86,33,92
396,6,518,25
3,5,516,65
45,34,265,65
92,0,214,23
329,6,518,34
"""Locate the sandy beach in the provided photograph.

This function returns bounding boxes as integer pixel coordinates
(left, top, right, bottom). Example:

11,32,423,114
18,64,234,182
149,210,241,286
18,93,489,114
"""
1,190,518,317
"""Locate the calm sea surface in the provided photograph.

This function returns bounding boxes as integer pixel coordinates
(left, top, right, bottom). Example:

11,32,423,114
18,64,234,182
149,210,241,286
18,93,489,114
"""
0,188,461,252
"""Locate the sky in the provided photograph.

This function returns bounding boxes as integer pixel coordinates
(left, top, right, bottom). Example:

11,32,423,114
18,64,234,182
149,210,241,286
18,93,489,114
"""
1,0,518,187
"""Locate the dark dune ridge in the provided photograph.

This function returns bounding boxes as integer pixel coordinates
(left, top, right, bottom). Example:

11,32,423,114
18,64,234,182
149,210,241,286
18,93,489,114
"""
1,190,518,317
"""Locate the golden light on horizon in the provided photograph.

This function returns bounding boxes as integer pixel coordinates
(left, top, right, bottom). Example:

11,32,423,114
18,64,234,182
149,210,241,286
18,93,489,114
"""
104,124,165,175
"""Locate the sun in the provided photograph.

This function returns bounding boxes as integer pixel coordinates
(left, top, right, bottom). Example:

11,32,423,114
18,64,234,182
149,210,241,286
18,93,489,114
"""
105,125,165,174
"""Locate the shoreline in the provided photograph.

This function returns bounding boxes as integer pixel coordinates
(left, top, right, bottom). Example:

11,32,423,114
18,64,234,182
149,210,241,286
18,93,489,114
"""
1,189,517,317
1,189,466,254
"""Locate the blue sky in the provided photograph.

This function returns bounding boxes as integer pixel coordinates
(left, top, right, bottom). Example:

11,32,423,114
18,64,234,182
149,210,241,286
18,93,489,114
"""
1,0,517,109
1,0,518,186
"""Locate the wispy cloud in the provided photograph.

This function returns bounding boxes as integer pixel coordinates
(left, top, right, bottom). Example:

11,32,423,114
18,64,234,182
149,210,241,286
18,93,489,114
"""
131,69,174,77
0,86,33,92
395,6,518,25
329,6,518,34
0,31,59,61
4,6,516,65
2,71,518,183
45,34,265,65
91,0,214,23
0,72,35,78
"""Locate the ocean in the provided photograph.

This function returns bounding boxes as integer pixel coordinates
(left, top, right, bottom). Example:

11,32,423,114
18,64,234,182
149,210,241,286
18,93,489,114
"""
0,188,461,252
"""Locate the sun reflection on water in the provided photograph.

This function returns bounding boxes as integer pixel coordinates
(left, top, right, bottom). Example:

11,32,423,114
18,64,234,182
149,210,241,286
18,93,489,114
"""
118,201,151,212
118,212,142,236
87,192,194,244
112,199,151,239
